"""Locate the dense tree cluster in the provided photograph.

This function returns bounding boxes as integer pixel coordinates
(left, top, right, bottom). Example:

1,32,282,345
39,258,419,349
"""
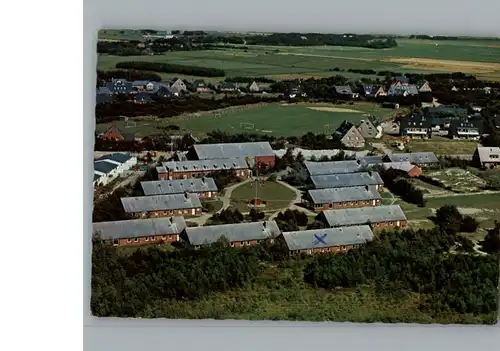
95,95,281,122
91,236,266,317
434,205,479,234
248,208,266,222
97,70,162,82
240,33,397,49
275,209,309,231
115,61,225,77
481,221,500,253
378,168,425,206
481,132,500,147
208,208,244,225
303,227,498,315
211,170,241,191
97,41,143,56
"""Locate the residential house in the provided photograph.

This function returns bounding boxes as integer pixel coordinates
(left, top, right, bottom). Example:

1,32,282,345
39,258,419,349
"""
356,116,383,139
169,78,187,95
334,121,366,148
361,84,387,98
334,85,355,98
134,92,153,104
93,161,119,186
96,86,114,104
92,216,187,247
448,119,480,140
381,162,423,177
473,146,500,169
218,82,237,92
121,192,203,218
141,177,218,198
247,81,271,93
280,225,374,255
286,83,306,98
483,87,492,95
399,114,432,139
154,84,172,98
156,158,251,180
191,142,276,168
181,221,281,249
94,152,138,174
357,155,384,166
392,76,410,85
105,79,133,94
451,86,459,92
193,80,211,93
303,160,363,176
132,80,151,91
310,171,384,190
98,124,136,141
383,152,439,167
306,185,382,212
315,205,407,231
387,84,419,97
417,80,432,93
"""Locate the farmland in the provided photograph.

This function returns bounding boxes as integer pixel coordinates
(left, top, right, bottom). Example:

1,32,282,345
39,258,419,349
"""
97,38,500,81
95,102,402,138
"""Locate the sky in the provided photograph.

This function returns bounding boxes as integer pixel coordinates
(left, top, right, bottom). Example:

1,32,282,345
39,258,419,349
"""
92,0,500,37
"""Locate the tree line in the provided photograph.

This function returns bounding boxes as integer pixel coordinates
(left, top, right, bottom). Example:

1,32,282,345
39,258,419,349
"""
115,61,226,77
95,95,281,122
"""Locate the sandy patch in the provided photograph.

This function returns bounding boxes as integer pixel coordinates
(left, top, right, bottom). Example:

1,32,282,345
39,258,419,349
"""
382,57,500,74
306,107,362,113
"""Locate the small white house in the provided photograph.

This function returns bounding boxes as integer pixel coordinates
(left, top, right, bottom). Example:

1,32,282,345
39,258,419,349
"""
93,153,137,187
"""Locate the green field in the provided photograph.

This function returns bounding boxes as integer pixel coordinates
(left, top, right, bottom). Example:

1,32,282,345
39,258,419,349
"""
229,180,296,212
96,102,401,138
168,102,399,137
97,38,500,81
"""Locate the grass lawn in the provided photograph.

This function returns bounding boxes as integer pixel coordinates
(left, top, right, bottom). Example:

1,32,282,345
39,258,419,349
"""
201,198,223,213
425,193,500,209
405,137,479,155
95,102,397,138
229,180,296,212
166,102,396,137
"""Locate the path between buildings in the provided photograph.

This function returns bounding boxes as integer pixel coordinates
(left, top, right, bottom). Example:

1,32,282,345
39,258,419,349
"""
217,178,253,212
269,180,316,219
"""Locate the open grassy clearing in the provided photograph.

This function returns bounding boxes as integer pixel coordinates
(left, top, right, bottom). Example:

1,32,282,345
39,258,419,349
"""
404,137,479,155
165,102,396,137
229,180,296,213
97,39,500,81
425,168,487,193
95,102,404,138
390,189,500,241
